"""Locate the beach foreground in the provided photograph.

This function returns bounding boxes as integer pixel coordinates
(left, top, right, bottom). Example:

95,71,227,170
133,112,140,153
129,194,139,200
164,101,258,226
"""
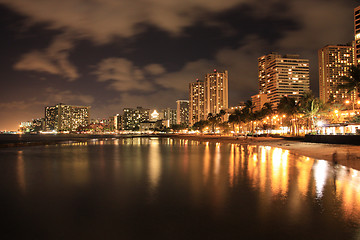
170,135,360,171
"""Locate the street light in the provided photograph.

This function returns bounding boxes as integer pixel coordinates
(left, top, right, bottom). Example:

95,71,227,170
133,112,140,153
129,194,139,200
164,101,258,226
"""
345,99,355,111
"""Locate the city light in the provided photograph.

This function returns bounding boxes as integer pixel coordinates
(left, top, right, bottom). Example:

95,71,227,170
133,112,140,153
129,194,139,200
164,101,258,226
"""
317,120,324,127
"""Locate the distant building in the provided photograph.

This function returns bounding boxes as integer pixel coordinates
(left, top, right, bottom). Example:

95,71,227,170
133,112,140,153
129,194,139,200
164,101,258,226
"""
113,114,123,131
139,121,161,132
176,100,189,126
150,109,161,121
354,6,360,65
123,107,150,130
204,69,229,117
251,93,268,112
45,103,90,132
19,118,45,132
189,79,205,126
258,53,310,108
162,108,177,127
139,121,156,132
227,102,246,114
318,44,354,103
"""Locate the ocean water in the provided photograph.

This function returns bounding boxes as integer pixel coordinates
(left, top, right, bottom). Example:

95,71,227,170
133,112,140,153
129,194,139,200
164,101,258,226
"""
0,137,360,239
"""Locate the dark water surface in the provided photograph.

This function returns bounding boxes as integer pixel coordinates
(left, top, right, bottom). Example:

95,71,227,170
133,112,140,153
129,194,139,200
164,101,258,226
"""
1,138,360,239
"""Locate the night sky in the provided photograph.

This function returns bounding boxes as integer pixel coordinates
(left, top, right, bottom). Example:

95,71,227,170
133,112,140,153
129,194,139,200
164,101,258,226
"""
0,0,358,130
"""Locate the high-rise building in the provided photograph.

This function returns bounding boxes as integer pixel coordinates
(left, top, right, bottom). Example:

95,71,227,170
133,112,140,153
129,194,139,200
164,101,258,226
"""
176,100,189,125
189,79,205,125
204,69,229,117
354,6,360,65
319,44,354,103
258,53,310,108
113,114,123,131
45,103,90,132
123,107,150,130
162,108,177,127
258,53,281,94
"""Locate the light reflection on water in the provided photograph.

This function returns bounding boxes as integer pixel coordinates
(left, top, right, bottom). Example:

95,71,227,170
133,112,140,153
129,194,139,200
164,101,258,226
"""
3,137,360,239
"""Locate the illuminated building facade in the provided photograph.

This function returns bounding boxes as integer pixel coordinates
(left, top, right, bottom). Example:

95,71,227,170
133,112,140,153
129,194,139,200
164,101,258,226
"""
251,93,268,112
204,70,228,117
176,100,189,125
162,108,177,127
123,107,150,130
189,79,205,125
259,53,310,108
150,109,161,121
113,114,123,131
45,103,90,132
355,6,360,65
258,53,281,94
318,45,354,103
19,118,45,132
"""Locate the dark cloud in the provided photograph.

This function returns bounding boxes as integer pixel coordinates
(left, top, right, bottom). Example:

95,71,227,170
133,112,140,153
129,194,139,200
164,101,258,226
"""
0,0,358,130
14,33,79,80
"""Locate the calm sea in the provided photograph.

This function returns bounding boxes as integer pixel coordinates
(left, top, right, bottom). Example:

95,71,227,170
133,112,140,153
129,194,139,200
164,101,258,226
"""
0,137,359,239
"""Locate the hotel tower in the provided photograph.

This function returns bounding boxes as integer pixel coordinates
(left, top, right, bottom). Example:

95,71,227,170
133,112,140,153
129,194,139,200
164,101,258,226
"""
189,79,205,126
258,53,310,108
45,103,90,132
204,69,228,117
318,44,354,103
188,70,228,125
355,6,360,65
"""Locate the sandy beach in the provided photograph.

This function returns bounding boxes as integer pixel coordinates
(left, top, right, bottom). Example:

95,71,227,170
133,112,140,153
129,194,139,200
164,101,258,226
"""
170,134,360,171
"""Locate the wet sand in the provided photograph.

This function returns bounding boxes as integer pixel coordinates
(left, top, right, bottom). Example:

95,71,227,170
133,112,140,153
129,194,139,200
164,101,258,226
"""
170,134,360,171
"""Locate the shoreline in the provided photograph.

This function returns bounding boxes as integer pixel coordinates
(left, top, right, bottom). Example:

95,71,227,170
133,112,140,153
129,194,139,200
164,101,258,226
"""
169,134,360,171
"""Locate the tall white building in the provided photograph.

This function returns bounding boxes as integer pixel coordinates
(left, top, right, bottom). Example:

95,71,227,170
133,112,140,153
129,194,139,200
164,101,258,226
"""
204,69,228,117
258,53,310,108
354,6,360,65
318,44,354,103
189,79,205,126
176,100,189,125
162,108,177,127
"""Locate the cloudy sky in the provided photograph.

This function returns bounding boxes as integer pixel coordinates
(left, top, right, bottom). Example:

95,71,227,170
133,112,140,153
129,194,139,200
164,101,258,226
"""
0,0,358,130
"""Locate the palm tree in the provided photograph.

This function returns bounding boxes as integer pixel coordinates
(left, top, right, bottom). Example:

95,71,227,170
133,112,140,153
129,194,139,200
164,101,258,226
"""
277,97,299,135
192,120,208,133
228,109,242,133
298,92,322,132
259,102,273,118
338,65,360,107
244,100,254,114
207,113,221,133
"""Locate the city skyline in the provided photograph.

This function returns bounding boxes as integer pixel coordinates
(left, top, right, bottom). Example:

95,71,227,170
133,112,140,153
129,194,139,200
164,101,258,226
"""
0,0,358,130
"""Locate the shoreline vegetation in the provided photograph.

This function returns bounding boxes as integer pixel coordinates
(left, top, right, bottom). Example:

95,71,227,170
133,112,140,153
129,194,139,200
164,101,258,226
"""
1,133,360,171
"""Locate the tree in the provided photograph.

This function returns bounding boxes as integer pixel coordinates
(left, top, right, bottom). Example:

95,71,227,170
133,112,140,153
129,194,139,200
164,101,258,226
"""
298,91,323,132
277,97,299,135
191,120,208,133
258,102,273,118
244,100,254,114
338,65,360,101
228,109,242,133
207,113,221,133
